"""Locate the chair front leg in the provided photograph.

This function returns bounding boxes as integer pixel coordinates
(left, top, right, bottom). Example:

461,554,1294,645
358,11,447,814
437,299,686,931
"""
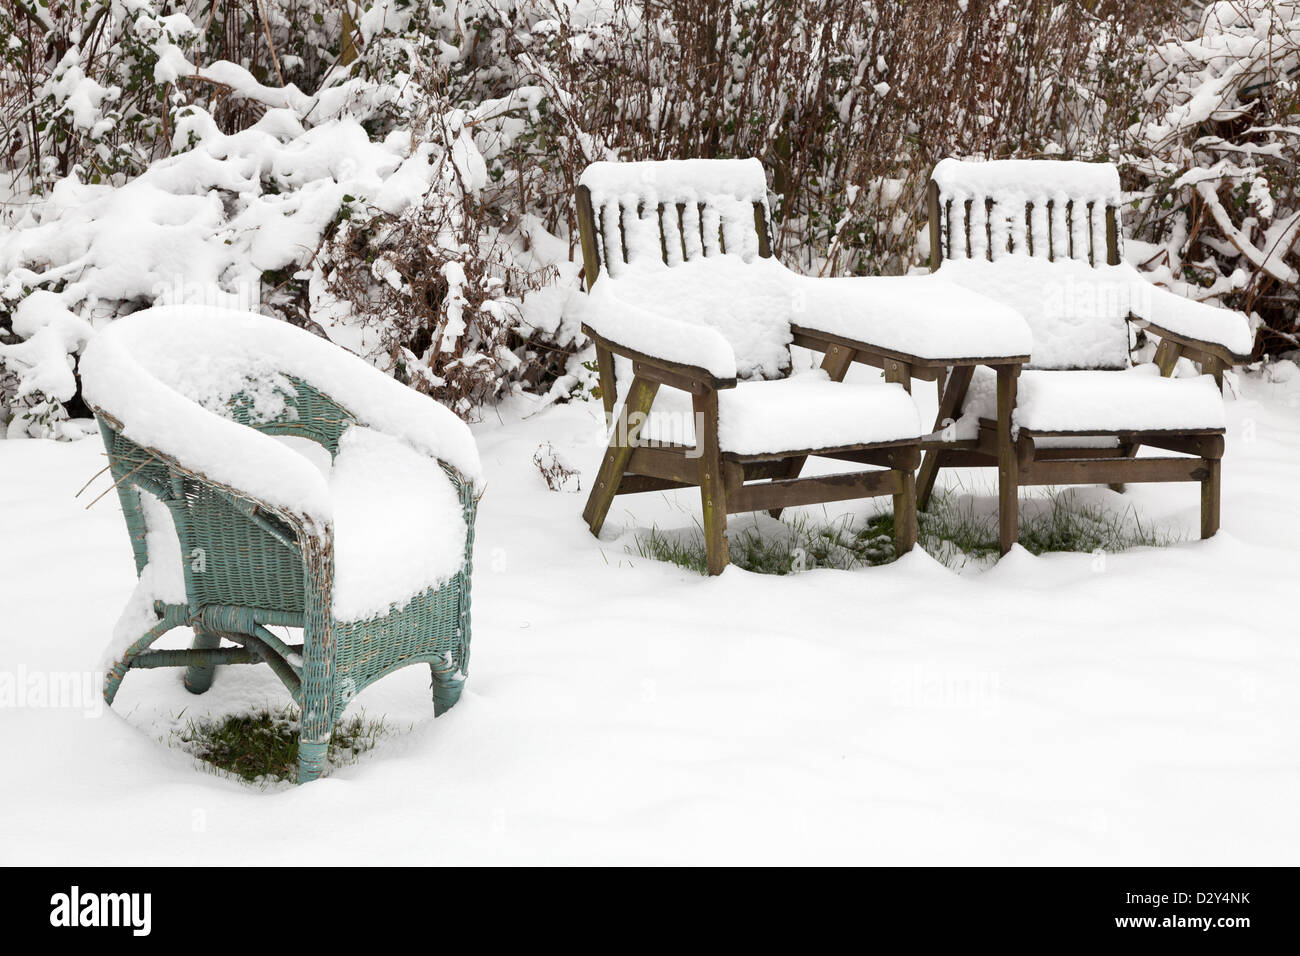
298,534,336,784
582,375,660,536
430,654,464,716
893,470,918,555
1201,457,1222,539
692,389,730,575
183,625,223,694
996,365,1020,555
917,365,974,510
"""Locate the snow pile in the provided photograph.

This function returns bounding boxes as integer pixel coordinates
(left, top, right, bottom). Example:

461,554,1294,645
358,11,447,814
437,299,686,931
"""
80,306,482,526
715,372,921,455
932,158,1122,205
786,272,1032,360
0,292,95,436
1120,1,1299,344
580,159,770,206
578,256,793,380
329,426,468,621
937,257,1253,368
932,158,1122,267
578,254,1032,385
961,364,1228,434
5,374,1300,862
0,1,567,436
580,160,770,277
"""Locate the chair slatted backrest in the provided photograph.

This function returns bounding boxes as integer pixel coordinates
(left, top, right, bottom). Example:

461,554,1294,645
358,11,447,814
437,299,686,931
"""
576,158,773,288
926,158,1133,371
927,158,1123,268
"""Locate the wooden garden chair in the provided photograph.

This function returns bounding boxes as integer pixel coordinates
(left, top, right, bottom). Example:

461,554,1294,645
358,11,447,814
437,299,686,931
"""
80,306,481,783
574,158,1032,574
920,158,1254,552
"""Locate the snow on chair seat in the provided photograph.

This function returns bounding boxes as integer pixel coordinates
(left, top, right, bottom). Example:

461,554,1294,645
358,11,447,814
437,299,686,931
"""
583,254,1033,378
627,370,921,456
80,305,480,783
960,365,1227,435
920,157,1252,549
327,426,469,622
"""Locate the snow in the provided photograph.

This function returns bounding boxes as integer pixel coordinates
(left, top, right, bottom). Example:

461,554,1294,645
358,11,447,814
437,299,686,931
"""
579,256,1032,384
936,258,1133,369
580,158,769,205
937,257,1254,367
785,270,1032,360
0,291,95,410
581,160,770,277
2,369,1298,863
932,158,1122,204
961,365,1227,434
329,426,468,622
1141,275,1258,358
624,369,922,455
578,257,792,380
717,372,920,454
80,306,482,527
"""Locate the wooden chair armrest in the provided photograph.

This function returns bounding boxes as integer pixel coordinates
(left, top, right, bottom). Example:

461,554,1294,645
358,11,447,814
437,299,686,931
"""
582,324,737,392
1132,319,1250,367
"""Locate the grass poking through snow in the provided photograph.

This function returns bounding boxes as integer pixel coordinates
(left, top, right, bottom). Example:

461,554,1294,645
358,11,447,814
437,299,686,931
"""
630,490,1181,574
175,706,392,784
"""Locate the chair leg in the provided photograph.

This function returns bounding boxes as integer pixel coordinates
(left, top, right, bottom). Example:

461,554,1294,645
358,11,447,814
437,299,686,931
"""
1201,458,1221,538
183,626,222,694
582,376,659,535
1109,442,1139,493
431,655,464,717
917,365,974,511
693,391,730,575
103,612,181,707
893,470,918,555
298,699,332,783
996,366,1020,555
298,553,335,784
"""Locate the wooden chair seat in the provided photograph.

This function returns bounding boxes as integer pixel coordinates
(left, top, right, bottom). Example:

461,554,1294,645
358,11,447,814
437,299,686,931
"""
613,367,922,456
958,366,1226,435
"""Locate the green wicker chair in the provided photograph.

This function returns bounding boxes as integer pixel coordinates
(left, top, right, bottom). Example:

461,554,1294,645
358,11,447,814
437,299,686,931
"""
80,306,481,783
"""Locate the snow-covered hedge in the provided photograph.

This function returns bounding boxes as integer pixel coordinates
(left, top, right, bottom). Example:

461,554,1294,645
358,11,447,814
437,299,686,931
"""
1121,1,1300,356
1,0,1296,437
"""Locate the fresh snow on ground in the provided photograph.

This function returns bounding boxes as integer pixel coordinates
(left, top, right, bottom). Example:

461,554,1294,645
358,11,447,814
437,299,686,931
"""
1,368,1298,864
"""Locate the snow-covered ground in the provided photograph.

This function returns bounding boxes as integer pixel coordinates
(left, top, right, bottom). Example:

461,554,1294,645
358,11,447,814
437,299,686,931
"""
1,366,1298,864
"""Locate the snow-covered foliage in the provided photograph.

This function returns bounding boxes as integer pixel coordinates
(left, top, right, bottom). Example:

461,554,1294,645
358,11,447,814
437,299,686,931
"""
1,0,575,434
1,0,1295,438
1121,1,1300,355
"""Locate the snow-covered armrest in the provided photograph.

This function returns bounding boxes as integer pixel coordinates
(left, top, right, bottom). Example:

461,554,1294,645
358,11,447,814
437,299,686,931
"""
80,306,483,530
577,280,739,386
1130,283,1254,363
789,272,1033,363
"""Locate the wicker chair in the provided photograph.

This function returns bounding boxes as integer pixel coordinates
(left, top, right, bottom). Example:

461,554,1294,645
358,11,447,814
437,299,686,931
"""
80,306,481,783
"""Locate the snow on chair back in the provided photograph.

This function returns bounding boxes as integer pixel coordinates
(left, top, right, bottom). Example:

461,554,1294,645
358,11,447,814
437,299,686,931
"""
928,158,1122,266
576,158,772,285
928,159,1131,370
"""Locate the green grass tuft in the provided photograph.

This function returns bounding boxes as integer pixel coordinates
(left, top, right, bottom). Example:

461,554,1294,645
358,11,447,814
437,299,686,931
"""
630,489,1181,575
175,705,391,784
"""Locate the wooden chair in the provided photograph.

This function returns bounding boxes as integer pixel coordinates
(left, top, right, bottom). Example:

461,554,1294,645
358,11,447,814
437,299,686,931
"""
919,158,1254,552
575,159,931,574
